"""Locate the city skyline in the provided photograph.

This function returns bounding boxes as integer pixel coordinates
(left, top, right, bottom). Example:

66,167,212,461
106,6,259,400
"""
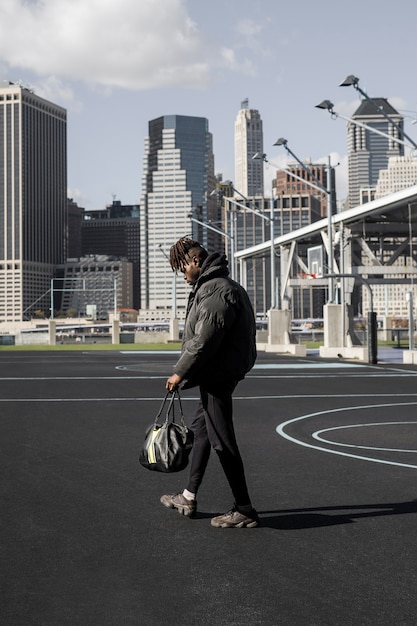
0,1,416,212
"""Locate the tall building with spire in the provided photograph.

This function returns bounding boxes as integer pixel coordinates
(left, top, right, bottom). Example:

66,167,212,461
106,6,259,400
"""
0,81,67,322
234,100,264,197
347,98,404,209
140,115,216,319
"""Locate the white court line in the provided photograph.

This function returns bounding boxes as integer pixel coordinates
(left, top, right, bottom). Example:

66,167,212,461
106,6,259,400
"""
277,402,417,470
253,363,367,369
312,422,417,453
119,351,181,354
2,371,417,381
3,393,417,402
249,373,417,378
11,395,184,401
0,376,167,381
4,388,417,471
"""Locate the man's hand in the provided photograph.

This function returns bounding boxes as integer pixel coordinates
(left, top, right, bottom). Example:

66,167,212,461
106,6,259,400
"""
166,373,182,392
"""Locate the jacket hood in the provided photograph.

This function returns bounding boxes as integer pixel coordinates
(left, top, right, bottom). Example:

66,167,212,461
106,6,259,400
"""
197,252,229,286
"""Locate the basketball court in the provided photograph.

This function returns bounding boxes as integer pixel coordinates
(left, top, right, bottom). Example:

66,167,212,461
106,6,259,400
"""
1,349,417,625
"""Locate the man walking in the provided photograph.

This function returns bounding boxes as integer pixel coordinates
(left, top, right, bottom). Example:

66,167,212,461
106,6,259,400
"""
161,236,259,528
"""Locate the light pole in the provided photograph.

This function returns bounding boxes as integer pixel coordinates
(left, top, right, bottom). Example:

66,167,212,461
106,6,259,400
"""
209,187,240,279
316,93,417,336
187,212,236,279
213,183,277,312
253,152,326,194
316,100,415,151
339,74,417,151
272,139,335,302
226,189,277,309
273,138,326,190
157,244,177,320
247,152,277,309
216,181,252,203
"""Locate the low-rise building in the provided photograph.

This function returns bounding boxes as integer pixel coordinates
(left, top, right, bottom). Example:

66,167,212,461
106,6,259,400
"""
57,255,133,319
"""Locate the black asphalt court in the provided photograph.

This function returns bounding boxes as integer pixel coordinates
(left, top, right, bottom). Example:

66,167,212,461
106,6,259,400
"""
1,350,417,625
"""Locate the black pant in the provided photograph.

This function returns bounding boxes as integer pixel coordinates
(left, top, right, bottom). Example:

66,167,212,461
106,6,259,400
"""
186,380,251,507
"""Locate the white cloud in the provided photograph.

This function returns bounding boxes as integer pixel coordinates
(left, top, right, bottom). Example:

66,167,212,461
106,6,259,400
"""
34,75,80,107
236,18,262,38
233,17,272,66
387,96,407,112
67,186,91,209
0,0,222,90
220,47,256,76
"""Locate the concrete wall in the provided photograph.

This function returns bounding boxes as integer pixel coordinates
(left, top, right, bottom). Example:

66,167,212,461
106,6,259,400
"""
15,334,50,345
134,331,172,344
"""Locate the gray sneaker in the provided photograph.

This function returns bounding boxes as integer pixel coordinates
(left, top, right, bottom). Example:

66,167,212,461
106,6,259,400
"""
211,507,259,528
160,493,197,517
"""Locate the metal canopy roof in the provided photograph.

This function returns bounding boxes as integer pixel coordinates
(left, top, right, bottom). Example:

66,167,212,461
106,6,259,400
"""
234,184,417,259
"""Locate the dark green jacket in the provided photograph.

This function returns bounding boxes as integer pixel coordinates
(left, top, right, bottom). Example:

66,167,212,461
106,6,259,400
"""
174,253,257,388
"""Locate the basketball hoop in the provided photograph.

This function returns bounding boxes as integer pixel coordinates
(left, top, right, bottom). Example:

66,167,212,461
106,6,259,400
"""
297,273,316,279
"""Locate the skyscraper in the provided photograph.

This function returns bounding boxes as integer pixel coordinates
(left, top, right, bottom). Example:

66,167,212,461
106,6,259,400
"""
0,81,67,322
140,115,216,318
347,98,404,209
234,99,264,197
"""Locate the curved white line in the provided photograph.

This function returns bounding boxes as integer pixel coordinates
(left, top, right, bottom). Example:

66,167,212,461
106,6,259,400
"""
313,421,417,453
276,402,417,470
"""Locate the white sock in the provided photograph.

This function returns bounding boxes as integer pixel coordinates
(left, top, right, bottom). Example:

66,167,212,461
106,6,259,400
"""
183,489,196,501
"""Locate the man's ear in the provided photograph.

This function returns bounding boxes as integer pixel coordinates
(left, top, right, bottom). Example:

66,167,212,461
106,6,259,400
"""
193,256,200,267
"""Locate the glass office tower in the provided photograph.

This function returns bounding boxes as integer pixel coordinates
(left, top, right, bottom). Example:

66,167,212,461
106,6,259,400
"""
140,115,216,318
0,81,67,322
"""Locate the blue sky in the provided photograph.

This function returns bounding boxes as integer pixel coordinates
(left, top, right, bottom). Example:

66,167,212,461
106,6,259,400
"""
0,0,416,210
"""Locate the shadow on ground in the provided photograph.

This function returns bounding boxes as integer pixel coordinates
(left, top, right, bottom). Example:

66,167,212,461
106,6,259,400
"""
256,499,417,529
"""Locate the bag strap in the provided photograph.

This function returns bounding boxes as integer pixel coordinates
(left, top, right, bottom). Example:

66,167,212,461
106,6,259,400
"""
175,390,185,425
154,391,170,423
164,389,185,425
154,389,185,425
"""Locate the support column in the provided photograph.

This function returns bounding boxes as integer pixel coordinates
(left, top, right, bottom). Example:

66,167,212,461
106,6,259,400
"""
268,309,291,345
320,303,366,360
48,320,56,346
403,291,417,363
169,318,180,342
260,309,306,355
112,319,120,345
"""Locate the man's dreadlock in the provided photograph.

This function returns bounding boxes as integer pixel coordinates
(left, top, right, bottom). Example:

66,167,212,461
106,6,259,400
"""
169,236,208,272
